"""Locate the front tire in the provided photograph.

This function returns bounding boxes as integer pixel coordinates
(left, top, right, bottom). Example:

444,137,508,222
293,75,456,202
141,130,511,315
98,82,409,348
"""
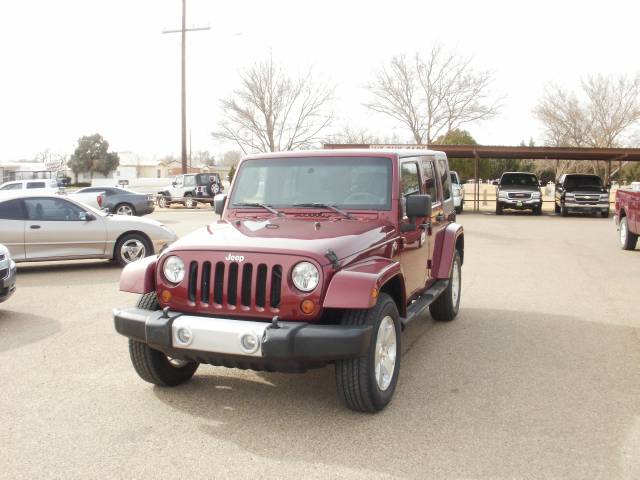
128,292,199,387
429,251,462,322
620,217,639,250
335,293,401,413
495,202,503,215
561,203,568,217
555,202,561,214
114,233,152,266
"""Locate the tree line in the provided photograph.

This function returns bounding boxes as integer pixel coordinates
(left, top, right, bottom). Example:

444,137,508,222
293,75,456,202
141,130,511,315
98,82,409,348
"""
213,46,640,182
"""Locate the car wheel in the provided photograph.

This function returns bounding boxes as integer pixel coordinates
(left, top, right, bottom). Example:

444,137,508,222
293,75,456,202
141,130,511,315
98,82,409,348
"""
184,194,195,209
157,196,168,208
115,203,135,216
128,292,199,386
495,202,503,215
601,210,609,218
533,205,542,216
561,203,568,217
620,217,639,250
429,251,462,322
335,293,401,413
115,233,152,266
554,202,561,214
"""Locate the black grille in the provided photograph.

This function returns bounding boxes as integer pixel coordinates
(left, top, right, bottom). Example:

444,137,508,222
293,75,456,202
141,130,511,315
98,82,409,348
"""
187,260,282,310
0,268,7,279
508,192,531,199
0,254,5,261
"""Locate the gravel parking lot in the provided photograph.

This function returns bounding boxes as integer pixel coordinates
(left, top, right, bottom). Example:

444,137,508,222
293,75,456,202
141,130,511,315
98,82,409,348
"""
1,210,638,479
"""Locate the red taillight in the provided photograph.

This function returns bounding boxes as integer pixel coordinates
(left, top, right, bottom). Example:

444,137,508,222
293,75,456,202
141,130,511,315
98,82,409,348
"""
97,194,103,207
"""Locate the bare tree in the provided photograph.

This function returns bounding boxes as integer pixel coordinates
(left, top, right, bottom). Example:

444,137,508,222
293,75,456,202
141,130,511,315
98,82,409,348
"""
366,45,501,144
213,56,334,153
325,126,380,145
534,74,640,175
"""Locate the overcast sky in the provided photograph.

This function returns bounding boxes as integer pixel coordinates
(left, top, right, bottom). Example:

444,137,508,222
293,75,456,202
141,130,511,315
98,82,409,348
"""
1,0,639,162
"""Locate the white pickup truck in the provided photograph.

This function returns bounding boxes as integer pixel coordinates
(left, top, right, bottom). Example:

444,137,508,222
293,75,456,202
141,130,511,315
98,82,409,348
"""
0,180,105,209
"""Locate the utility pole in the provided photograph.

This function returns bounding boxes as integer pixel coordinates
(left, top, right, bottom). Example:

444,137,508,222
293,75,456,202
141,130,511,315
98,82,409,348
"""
162,0,209,174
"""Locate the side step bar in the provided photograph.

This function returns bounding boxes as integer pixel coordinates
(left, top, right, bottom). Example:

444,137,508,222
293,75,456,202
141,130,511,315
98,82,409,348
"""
400,279,449,327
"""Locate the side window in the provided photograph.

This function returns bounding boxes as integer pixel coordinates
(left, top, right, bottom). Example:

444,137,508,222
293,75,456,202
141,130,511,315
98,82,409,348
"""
0,183,22,191
0,199,26,220
183,176,196,188
437,158,452,201
400,162,420,197
24,198,85,221
26,182,45,189
421,159,438,202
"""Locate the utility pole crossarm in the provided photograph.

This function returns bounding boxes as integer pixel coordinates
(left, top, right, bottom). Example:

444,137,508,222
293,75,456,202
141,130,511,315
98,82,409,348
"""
162,0,209,174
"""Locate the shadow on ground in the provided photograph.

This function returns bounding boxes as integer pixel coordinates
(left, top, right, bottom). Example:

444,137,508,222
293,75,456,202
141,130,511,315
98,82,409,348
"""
151,308,640,479
0,310,61,353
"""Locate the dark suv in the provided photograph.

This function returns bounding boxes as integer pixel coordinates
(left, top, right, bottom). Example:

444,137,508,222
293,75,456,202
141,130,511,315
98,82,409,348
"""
496,172,543,215
114,149,464,412
554,174,609,217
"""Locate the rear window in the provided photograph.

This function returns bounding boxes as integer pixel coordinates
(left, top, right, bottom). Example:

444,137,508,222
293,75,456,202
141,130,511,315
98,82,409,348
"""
500,173,539,186
27,182,46,189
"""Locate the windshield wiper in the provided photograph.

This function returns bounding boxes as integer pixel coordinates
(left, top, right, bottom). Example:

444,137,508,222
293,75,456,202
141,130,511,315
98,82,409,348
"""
292,203,352,219
233,202,281,216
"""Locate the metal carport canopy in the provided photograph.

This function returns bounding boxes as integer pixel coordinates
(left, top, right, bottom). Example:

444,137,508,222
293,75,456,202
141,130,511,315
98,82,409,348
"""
323,144,640,161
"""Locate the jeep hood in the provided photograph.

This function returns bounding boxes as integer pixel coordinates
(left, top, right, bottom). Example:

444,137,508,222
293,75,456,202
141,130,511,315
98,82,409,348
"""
166,217,396,266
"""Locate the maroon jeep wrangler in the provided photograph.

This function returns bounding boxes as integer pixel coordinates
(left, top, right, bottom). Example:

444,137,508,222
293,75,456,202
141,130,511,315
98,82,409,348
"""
114,149,464,412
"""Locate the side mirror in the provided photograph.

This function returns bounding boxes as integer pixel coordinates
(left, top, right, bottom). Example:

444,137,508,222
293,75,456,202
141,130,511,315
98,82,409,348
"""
406,194,432,218
214,194,227,215
80,212,96,221
171,182,177,187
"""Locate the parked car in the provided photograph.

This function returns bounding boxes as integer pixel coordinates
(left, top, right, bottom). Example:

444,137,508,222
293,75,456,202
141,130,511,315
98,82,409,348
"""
614,188,640,250
114,149,464,413
496,172,543,215
450,170,465,214
157,173,224,209
0,243,17,304
554,173,610,217
0,179,59,193
0,195,177,266
76,187,155,216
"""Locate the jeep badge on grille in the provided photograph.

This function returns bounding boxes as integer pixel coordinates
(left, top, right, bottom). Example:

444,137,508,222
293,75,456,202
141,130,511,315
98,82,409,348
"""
225,254,245,262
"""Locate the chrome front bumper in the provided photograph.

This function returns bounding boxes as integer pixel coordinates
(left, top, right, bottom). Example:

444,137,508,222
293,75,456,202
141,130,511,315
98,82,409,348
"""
113,307,373,369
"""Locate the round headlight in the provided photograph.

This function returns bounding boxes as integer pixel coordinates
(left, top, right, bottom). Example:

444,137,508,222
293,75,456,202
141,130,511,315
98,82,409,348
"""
163,255,185,284
291,261,319,292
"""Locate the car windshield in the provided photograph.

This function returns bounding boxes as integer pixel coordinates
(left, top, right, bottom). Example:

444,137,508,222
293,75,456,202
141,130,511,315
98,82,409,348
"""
230,156,392,210
450,172,459,184
500,173,539,187
564,175,603,189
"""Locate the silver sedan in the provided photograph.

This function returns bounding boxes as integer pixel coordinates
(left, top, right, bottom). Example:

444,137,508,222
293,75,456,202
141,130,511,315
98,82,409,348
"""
0,194,177,266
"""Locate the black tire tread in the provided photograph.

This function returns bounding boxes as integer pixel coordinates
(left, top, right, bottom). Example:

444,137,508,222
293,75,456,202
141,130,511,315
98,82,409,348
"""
335,293,399,413
429,252,461,322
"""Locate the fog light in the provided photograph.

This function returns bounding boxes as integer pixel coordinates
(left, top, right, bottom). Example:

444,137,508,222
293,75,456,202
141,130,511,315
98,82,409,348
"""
300,299,315,315
176,327,192,346
239,333,260,354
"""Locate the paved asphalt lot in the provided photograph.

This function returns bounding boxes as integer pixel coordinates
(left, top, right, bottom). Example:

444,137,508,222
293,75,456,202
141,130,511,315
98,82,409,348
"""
1,209,639,479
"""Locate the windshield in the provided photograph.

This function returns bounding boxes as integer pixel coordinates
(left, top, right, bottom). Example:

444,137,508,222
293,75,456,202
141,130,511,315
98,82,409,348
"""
230,156,392,210
450,172,459,185
564,175,603,189
500,173,539,187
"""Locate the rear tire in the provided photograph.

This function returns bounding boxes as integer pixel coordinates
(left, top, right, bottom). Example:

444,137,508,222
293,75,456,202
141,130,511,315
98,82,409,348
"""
620,217,638,250
429,251,462,322
128,292,199,387
335,293,401,413
115,203,136,216
184,194,195,209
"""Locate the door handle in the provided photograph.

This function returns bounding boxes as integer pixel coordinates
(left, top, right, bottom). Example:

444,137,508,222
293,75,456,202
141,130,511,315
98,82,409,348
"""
30,225,41,229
